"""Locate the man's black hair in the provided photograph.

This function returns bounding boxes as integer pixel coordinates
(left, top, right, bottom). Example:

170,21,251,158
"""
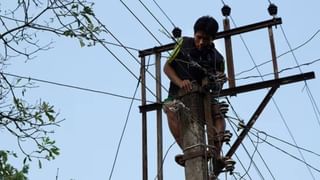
193,16,219,38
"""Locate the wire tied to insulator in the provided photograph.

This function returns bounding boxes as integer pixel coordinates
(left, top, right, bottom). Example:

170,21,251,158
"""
219,101,229,117
268,3,278,17
221,5,231,17
172,27,182,38
237,120,246,131
183,143,207,152
164,99,189,112
223,130,232,145
268,3,278,29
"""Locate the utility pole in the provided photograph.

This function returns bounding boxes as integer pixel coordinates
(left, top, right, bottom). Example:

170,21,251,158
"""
180,91,207,180
138,8,315,179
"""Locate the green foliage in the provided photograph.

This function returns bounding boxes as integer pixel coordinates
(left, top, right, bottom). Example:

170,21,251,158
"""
0,151,28,180
0,0,100,179
61,2,102,47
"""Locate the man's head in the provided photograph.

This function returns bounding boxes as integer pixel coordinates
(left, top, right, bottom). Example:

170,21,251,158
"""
193,16,219,50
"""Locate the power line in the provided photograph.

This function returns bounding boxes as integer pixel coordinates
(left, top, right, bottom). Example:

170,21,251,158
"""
251,129,320,158
90,12,169,93
108,53,153,180
153,141,176,180
226,100,276,179
236,58,320,81
108,77,141,180
249,130,320,174
220,0,226,6
272,97,316,180
100,39,140,51
229,16,264,79
138,0,174,41
57,0,159,99
119,0,162,45
236,28,320,77
240,134,261,179
279,24,318,180
226,115,266,180
151,0,176,28
279,25,320,128
1,72,152,102
231,150,254,180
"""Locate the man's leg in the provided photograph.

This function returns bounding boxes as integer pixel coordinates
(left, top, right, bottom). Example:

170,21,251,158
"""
211,103,226,157
164,107,183,149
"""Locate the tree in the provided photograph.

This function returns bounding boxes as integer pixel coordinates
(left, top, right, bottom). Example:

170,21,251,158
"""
0,0,101,178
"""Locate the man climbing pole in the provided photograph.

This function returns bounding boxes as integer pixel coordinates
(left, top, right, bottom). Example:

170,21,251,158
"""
163,15,232,179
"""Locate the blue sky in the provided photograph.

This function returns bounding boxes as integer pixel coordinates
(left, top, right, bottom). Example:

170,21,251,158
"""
2,0,320,180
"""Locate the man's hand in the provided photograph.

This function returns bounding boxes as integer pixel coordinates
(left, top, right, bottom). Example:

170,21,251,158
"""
215,72,227,84
179,79,193,92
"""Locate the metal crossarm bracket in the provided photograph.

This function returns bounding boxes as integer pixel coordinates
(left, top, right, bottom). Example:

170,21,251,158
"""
139,18,282,57
212,72,315,98
139,72,315,113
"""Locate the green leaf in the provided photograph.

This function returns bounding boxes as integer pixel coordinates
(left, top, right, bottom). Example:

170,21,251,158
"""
71,4,79,10
79,38,85,47
22,88,27,96
16,78,22,84
38,160,42,169
81,13,92,24
63,30,75,37
83,6,94,15
71,11,79,17
23,157,27,164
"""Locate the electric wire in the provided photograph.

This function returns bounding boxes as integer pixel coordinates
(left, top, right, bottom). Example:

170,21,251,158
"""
227,116,276,180
80,0,171,96
108,78,141,180
232,150,254,180
236,28,320,77
236,58,320,81
226,97,276,180
278,22,317,179
226,115,265,180
272,98,316,180
279,25,320,128
109,53,151,180
56,0,159,99
229,16,264,78
220,0,226,6
153,141,176,180
119,0,162,45
249,130,320,174
151,0,176,28
100,39,140,51
138,0,174,41
90,14,169,93
228,105,320,178
240,134,261,179
1,72,152,102
50,3,161,178
250,128,320,158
